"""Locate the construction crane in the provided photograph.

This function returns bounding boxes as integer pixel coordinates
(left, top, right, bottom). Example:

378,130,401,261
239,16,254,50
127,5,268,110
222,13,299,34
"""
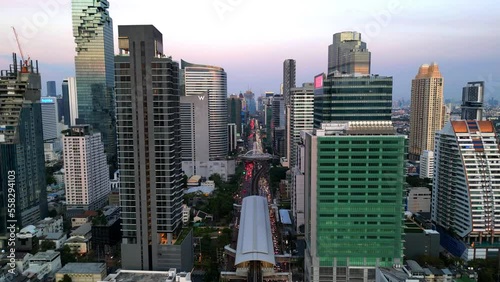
11,26,30,73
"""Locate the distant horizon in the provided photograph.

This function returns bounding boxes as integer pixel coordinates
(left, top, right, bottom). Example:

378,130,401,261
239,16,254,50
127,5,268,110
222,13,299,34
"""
1,0,499,100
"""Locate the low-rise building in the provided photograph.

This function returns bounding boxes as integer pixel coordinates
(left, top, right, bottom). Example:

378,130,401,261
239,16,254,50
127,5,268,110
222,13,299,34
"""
24,251,62,280
407,187,431,213
99,269,191,282
65,223,92,254
39,232,67,249
56,262,106,282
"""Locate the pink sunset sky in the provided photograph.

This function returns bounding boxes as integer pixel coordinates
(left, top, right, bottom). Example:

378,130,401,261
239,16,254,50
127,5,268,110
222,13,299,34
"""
1,0,499,100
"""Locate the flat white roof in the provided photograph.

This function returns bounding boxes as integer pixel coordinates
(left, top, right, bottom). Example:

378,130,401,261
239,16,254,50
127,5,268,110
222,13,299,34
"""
234,196,275,266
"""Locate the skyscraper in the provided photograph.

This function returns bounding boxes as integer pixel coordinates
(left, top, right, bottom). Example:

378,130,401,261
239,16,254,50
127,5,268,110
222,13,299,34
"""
62,125,110,211
419,150,434,180
46,81,56,97
409,63,444,160
228,94,242,134
461,81,484,120
328,31,371,75
272,94,285,129
72,0,116,168
181,60,228,161
228,123,237,153
180,95,235,181
0,54,47,247
288,83,314,169
40,97,59,142
283,59,296,104
62,77,78,126
304,122,405,281
313,73,393,128
432,120,500,259
115,25,191,271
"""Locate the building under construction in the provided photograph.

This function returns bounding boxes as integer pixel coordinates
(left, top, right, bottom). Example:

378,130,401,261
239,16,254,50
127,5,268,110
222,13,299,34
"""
0,53,47,248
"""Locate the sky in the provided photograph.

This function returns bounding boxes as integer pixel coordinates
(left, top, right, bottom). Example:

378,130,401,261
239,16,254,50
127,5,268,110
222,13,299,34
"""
1,0,500,100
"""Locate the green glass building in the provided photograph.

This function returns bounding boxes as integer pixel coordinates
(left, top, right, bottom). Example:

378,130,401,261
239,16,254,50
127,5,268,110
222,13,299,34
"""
304,121,405,282
72,0,116,169
314,73,393,128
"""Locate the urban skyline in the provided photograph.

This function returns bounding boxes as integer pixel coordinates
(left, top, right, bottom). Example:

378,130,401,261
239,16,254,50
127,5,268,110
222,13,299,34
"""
1,0,499,100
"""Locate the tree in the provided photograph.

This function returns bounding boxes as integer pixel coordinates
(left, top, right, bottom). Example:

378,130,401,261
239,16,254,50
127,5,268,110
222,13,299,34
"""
48,209,58,218
40,240,56,251
59,274,72,282
209,173,223,188
60,245,77,266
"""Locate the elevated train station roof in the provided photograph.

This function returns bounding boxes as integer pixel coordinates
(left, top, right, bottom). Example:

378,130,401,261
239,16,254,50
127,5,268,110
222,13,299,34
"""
234,196,276,266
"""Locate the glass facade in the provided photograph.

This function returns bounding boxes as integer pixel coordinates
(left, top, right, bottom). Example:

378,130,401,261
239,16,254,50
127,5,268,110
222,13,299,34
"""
304,125,405,281
182,60,228,161
72,0,116,168
314,75,393,128
314,136,405,266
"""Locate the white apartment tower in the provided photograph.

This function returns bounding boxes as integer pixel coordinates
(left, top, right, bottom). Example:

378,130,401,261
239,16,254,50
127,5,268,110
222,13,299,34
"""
62,125,110,210
432,120,500,254
420,150,434,179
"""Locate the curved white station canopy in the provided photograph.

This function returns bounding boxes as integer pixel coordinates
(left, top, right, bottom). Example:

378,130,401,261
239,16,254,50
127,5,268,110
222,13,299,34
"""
234,196,276,266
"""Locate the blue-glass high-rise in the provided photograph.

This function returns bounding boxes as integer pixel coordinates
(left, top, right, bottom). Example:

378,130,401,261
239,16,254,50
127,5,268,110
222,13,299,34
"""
72,0,116,168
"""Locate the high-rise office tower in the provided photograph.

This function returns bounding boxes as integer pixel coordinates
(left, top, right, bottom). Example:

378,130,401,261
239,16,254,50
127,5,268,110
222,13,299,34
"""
304,121,405,282
72,0,116,168
0,54,47,247
228,94,242,134
419,150,434,180
180,94,235,180
62,125,110,210
181,60,228,160
228,123,237,153
409,63,444,160
243,90,257,116
283,59,296,104
432,120,500,259
288,83,314,169
328,31,371,75
313,73,393,128
115,25,191,271
62,77,78,126
272,94,285,129
41,97,59,142
461,81,484,120
46,81,56,97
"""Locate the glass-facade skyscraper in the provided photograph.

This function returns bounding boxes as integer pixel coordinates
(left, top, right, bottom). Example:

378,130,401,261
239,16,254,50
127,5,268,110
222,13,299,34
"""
0,54,47,248
182,59,228,161
72,0,116,169
283,59,296,105
313,73,393,128
328,31,371,75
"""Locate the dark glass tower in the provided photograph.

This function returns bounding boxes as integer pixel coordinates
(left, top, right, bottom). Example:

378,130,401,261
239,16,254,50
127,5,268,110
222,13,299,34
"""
46,81,56,97
0,54,47,247
283,59,296,105
313,73,393,128
72,0,116,169
61,79,71,126
116,25,191,271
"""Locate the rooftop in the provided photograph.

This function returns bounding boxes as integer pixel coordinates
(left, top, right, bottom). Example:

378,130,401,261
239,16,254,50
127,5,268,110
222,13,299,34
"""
57,262,105,274
71,222,92,236
102,270,191,282
29,251,60,262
